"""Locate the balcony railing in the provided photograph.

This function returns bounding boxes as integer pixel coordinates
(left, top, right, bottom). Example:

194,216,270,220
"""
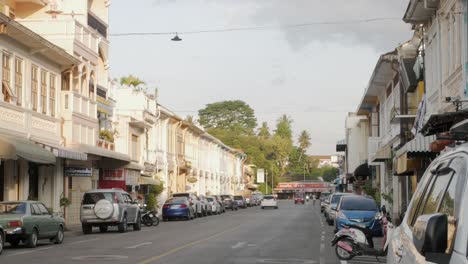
97,138,114,151
18,19,103,56
368,137,381,163
62,91,97,119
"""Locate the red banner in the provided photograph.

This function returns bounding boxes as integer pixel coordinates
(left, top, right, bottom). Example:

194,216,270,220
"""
277,182,329,189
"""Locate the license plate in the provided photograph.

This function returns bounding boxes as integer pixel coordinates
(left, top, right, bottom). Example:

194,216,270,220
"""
171,205,180,209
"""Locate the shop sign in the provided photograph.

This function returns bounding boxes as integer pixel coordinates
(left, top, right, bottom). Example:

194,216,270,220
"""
187,176,197,183
64,167,92,177
102,168,126,181
126,169,140,186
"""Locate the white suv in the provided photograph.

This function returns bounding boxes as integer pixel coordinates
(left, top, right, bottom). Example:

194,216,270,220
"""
261,195,278,209
387,125,468,264
80,189,141,234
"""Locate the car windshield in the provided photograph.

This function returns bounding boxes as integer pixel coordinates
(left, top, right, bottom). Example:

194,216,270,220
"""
221,195,230,200
340,198,378,211
83,192,114,205
295,193,304,198
0,202,27,214
206,197,214,202
233,196,243,200
167,198,187,204
331,195,343,204
172,193,189,198
264,196,274,200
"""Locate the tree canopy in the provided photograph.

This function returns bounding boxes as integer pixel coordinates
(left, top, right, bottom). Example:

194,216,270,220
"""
274,114,293,140
198,100,257,134
257,122,271,138
120,75,146,87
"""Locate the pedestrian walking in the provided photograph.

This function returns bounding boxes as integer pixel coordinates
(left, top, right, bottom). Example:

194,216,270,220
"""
312,194,316,205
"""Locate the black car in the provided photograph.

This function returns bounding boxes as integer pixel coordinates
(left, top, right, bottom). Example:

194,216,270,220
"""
220,195,238,211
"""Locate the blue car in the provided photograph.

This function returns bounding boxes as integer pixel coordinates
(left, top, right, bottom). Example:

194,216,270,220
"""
334,196,383,236
162,197,195,221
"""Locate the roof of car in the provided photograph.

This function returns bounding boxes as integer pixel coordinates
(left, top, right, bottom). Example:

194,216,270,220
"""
84,189,127,193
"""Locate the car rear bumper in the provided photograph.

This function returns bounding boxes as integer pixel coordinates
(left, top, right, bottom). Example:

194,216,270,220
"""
163,208,190,217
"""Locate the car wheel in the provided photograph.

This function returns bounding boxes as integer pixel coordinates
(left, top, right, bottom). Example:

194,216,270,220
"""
275,206,278,209
327,219,334,226
0,232,3,255
118,215,128,233
261,207,264,209
99,225,108,232
53,226,64,244
82,224,92,234
26,228,38,248
134,214,142,231
9,238,20,248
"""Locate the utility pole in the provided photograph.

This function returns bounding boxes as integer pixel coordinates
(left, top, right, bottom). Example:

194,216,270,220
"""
266,170,268,194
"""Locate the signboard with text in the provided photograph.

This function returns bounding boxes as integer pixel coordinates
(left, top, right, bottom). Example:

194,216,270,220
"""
257,169,265,183
102,168,126,181
277,182,329,189
64,167,92,177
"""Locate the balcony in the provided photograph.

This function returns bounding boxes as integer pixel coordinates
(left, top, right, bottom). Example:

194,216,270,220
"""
368,137,381,164
96,138,114,151
61,91,97,119
18,18,106,61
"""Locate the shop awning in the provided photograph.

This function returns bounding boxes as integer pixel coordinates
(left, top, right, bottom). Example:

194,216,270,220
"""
123,162,145,171
353,163,371,177
69,144,130,162
371,145,391,162
395,152,423,176
421,110,468,136
395,134,437,158
336,139,347,152
52,147,87,161
139,176,160,185
0,136,56,164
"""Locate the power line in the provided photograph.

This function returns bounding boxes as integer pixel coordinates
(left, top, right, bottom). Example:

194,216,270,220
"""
110,17,401,37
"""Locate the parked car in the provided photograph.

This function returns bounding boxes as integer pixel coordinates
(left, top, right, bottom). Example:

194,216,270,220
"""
214,195,226,213
0,201,65,248
0,224,3,254
261,195,278,209
245,197,252,207
252,193,263,205
335,195,382,235
294,193,305,204
387,132,468,264
221,195,238,211
162,197,195,221
206,196,221,214
198,195,212,216
233,195,247,208
80,189,141,234
325,193,351,226
320,194,330,213
172,192,202,218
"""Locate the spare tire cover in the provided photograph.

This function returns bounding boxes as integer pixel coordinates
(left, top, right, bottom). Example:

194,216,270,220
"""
94,199,114,219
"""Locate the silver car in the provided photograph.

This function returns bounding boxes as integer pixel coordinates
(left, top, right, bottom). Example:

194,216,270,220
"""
80,189,141,234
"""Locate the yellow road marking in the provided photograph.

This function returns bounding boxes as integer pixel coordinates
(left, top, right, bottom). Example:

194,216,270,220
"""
138,225,241,264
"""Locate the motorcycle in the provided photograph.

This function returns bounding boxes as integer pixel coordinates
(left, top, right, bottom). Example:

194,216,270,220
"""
331,213,393,261
306,196,309,202
140,204,160,227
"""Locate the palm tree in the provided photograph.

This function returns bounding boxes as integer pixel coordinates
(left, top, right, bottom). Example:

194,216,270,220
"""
257,122,271,138
119,75,146,88
186,115,195,124
297,130,311,162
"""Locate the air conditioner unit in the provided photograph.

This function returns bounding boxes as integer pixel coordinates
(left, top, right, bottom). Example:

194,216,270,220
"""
424,0,439,10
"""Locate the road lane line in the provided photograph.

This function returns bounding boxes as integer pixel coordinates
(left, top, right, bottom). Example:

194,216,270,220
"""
6,250,35,256
36,246,53,251
69,238,99,245
340,261,347,264
126,242,153,249
138,225,241,264
231,242,246,249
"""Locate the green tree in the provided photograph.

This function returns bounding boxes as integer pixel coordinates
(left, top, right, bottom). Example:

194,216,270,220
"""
321,166,339,182
297,130,311,161
119,74,146,87
198,100,257,134
185,115,195,124
274,114,293,140
258,122,271,138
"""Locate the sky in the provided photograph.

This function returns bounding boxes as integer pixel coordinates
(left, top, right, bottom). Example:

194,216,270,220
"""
109,0,412,155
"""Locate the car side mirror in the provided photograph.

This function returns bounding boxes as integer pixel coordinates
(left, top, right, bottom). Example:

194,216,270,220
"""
413,213,447,256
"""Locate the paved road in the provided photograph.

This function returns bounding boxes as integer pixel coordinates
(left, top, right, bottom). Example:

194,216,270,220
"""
0,201,386,264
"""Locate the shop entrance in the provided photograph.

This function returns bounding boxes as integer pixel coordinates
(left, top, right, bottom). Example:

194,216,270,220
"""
28,162,39,200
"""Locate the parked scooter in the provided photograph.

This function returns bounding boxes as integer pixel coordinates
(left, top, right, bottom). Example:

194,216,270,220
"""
331,212,393,261
140,204,160,227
